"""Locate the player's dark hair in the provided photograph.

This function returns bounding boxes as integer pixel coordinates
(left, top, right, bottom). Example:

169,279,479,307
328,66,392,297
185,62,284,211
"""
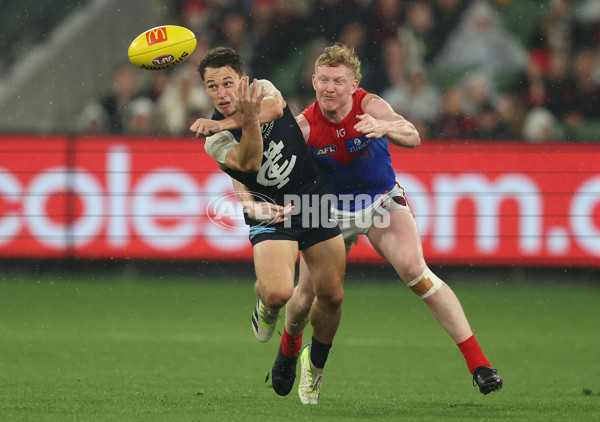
197,47,243,80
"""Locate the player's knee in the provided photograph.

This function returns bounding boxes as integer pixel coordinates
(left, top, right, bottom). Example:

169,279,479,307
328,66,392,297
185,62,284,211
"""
253,279,261,297
262,286,294,309
315,284,344,309
401,261,427,283
329,288,344,309
406,267,443,299
296,290,316,313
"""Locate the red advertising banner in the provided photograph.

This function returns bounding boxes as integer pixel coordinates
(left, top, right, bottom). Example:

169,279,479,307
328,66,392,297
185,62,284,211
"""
0,135,69,258
1,135,598,266
380,142,599,266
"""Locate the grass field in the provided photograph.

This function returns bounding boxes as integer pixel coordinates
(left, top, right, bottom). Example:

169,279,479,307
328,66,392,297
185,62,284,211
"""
1,271,599,421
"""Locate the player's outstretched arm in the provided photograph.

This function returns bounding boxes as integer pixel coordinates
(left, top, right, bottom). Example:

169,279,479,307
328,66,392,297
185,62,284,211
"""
356,94,420,148
191,118,222,137
224,76,266,172
294,113,311,143
231,178,293,224
190,79,284,137
220,79,285,131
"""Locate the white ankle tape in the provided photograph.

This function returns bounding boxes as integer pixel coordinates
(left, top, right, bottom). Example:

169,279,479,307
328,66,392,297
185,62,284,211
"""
407,268,443,299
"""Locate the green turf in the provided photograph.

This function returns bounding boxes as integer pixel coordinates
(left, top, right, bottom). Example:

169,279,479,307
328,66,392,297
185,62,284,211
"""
1,274,599,421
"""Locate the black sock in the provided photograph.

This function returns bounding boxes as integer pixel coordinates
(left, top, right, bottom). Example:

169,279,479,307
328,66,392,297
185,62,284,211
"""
310,336,332,369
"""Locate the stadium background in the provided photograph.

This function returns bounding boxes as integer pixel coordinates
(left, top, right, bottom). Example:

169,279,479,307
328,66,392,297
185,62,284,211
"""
1,1,599,421
1,0,598,274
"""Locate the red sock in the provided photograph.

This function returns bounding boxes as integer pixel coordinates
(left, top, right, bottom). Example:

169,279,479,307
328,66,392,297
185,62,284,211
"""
457,335,491,374
281,327,303,358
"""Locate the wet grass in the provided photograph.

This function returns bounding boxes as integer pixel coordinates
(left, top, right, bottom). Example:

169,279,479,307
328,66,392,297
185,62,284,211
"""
0,274,598,421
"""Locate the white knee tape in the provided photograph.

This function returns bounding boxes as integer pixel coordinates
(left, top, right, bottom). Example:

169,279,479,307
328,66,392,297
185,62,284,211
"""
407,268,443,299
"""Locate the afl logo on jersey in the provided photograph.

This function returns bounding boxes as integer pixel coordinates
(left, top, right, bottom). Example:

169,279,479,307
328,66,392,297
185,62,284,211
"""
315,145,337,157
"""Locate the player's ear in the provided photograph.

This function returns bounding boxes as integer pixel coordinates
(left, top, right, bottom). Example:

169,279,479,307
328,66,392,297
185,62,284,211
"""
351,79,359,94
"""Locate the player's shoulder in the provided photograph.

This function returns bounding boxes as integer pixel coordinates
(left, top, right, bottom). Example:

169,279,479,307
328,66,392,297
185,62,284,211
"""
301,101,318,116
355,88,371,98
359,89,396,117
300,101,320,124
355,88,373,102
355,88,377,106
252,79,280,94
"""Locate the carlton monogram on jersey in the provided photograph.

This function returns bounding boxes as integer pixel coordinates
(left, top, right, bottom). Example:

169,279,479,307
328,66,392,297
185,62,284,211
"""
213,106,325,207
257,140,297,189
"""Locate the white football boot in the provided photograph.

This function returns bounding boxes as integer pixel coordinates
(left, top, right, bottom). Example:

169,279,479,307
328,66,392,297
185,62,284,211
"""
298,344,323,404
251,298,278,342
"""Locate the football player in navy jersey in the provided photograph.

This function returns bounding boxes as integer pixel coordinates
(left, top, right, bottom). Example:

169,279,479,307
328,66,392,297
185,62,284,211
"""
190,47,346,404
257,43,503,397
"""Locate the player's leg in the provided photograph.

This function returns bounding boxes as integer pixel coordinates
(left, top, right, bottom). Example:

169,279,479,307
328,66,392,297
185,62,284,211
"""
273,237,353,399
369,210,473,341
367,207,502,393
283,226,354,344
296,233,346,404
269,256,313,397
251,239,298,342
252,261,312,343
302,233,345,344
283,256,314,338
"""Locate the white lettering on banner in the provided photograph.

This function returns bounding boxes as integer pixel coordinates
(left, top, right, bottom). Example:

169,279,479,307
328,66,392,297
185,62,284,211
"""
432,174,542,254
203,172,248,251
570,176,600,255
2,143,599,261
107,147,129,247
547,226,570,255
0,168,22,246
104,146,207,251
25,166,103,248
132,168,201,250
0,146,249,253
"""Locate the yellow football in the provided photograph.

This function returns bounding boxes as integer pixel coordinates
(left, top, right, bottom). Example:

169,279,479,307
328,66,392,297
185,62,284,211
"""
128,25,197,70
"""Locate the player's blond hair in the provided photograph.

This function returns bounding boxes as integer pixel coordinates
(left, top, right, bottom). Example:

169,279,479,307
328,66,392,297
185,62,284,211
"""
314,43,362,82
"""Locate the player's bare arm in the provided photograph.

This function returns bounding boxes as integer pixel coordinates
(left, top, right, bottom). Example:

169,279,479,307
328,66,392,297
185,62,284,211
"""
191,118,223,137
224,76,266,172
295,113,311,143
231,178,293,224
190,80,285,137
356,94,420,148
221,79,285,130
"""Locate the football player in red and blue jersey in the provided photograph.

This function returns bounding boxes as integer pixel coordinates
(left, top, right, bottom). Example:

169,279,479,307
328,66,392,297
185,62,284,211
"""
267,43,503,398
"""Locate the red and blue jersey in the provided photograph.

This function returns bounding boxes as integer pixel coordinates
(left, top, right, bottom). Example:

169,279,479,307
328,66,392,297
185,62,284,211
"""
302,89,396,211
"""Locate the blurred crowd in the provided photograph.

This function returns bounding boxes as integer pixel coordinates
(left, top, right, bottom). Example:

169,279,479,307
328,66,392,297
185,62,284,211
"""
78,0,600,142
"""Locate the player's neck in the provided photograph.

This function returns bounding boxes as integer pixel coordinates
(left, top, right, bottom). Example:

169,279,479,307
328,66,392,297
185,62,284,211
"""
320,102,352,123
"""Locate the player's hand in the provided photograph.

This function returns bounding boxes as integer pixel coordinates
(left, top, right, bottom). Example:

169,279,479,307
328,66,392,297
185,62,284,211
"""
190,118,222,138
246,202,294,224
354,114,391,139
237,75,265,120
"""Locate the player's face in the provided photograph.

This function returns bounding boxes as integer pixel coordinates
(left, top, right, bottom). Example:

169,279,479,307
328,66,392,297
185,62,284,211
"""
203,66,241,117
313,65,358,113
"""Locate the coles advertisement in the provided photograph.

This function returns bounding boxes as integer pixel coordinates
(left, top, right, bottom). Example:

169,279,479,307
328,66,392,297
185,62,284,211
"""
0,135,598,266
